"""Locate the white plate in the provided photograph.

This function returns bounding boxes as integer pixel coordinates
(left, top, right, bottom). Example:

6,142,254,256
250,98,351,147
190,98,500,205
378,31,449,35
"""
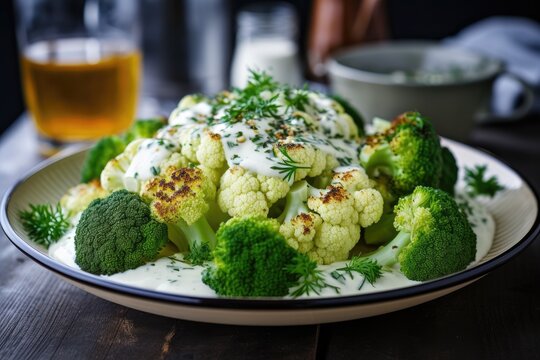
2,139,539,325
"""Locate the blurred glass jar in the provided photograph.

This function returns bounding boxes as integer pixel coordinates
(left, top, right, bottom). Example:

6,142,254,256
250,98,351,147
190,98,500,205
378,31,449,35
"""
230,2,302,88
15,0,141,155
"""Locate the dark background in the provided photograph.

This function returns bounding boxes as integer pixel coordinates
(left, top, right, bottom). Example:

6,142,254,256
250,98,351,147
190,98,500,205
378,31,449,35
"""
1,0,538,135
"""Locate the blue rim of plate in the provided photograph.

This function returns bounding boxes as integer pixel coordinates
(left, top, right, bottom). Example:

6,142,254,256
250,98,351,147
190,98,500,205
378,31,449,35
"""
1,145,540,310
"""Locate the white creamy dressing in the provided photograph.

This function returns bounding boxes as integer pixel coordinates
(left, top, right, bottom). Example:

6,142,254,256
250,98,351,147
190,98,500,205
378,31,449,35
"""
210,93,359,177
212,120,281,178
48,194,495,299
123,139,178,192
118,91,360,185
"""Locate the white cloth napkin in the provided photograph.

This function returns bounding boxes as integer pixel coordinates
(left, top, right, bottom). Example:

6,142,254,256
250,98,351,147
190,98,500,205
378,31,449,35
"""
445,17,540,118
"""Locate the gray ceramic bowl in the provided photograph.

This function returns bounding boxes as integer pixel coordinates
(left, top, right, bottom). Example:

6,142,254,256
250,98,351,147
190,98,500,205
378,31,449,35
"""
328,41,533,141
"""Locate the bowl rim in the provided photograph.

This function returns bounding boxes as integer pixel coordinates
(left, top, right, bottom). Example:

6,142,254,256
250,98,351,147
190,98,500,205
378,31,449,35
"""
1,143,539,310
328,40,505,87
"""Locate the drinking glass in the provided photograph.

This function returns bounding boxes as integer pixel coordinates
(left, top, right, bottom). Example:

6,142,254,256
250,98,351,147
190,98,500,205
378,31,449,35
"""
15,0,141,155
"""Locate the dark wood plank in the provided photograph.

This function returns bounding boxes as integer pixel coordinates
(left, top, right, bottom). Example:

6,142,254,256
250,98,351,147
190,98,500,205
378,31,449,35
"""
318,246,540,360
0,235,319,360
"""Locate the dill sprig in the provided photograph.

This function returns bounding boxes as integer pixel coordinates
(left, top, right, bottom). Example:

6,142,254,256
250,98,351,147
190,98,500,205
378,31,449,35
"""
184,242,212,266
219,70,282,124
284,87,310,111
464,165,505,198
331,257,383,286
244,69,279,94
271,146,311,182
19,203,69,248
287,255,340,297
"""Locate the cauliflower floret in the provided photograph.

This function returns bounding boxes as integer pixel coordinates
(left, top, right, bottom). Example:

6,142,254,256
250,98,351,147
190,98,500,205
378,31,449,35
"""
157,125,226,185
198,165,223,186
277,181,360,264
100,138,188,193
330,166,383,227
274,141,327,181
307,186,358,225
157,124,202,163
277,177,383,265
196,129,227,173
218,166,289,217
331,166,372,191
100,139,144,192
280,212,322,253
140,165,217,264
141,166,216,225
305,186,360,263
60,180,108,216
353,188,384,227
160,152,189,170
309,223,360,264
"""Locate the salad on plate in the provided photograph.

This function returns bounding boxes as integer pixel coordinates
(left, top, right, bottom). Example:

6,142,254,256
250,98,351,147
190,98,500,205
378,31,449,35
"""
19,72,503,299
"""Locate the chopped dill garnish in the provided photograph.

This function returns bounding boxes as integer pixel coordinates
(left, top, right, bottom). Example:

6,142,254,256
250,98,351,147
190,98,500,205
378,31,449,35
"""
288,255,340,297
331,257,382,286
270,146,311,182
464,165,505,198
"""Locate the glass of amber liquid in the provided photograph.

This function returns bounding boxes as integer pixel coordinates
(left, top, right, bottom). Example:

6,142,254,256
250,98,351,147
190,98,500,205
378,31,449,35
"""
15,0,141,155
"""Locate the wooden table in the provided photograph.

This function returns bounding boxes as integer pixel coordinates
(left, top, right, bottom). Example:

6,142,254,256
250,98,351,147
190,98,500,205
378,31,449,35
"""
1,116,539,359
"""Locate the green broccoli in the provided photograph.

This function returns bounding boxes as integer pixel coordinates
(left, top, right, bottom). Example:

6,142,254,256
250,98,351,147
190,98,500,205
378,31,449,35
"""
123,117,166,143
141,166,217,265
360,112,443,201
331,94,365,137
74,190,170,275
202,216,302,297
360,186,476,281
80,135,125,183
439,146,458,195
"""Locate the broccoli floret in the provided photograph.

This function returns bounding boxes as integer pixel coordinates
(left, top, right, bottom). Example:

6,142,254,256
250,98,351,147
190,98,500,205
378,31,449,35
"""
141,166,217,265
74,190,169,275
123,117,166,143
80,136,126,183
361,186,476,281
439,146,458,195
331,94,365,137
202,216,301,297
360,112,443,200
